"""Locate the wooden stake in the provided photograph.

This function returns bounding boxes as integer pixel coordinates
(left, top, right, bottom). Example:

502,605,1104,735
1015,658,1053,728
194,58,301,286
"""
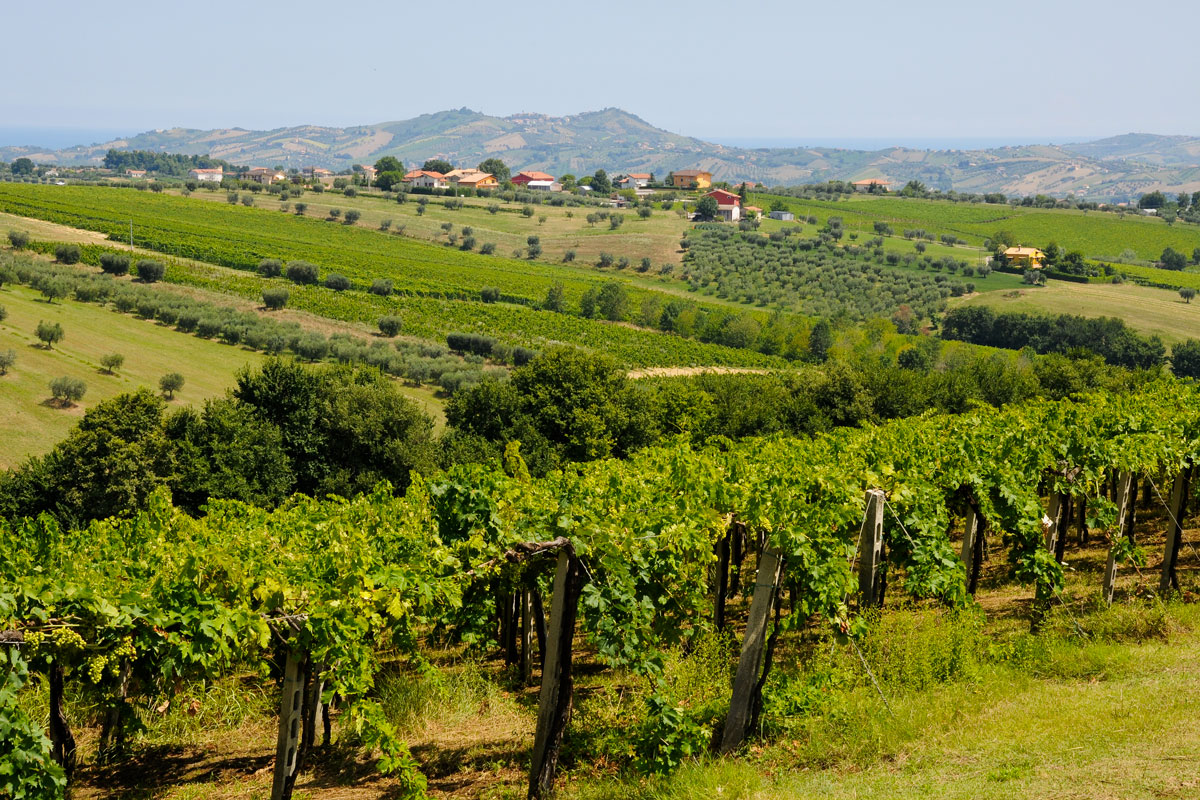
528,549,584,800
271,649,305,800
1044,493,1064,557
1160,466,1192,594
1102,472,1135,605
858,489,886,607
48,663,76,780
714,526,731,630
719,546,784,754
520,587,534,685
961,503,983,595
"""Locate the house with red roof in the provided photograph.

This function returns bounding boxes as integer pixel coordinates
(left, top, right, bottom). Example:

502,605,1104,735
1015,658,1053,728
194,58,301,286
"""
511,170,555,186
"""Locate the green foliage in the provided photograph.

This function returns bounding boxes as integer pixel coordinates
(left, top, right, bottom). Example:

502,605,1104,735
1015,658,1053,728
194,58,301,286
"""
99,352,124,374
285,261,319,285
99,252,130,275
7,230,29,250
1172,339,1200,379
0,348,14,375
257,258,282,278
261,287,289,310
477,158,510,183
324,273,351,292
159,372,184,399
135,259,164,283
53,244,81,264
0,649,66,798
378,315,403,337
49,375,87,404
35,320,64,348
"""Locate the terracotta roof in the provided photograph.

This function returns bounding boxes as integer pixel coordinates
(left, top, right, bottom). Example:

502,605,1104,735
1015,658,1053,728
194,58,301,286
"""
456,173,496,185
190,168,223,173
406,170,445,179
627,173,651,179
852,178,890,185
515,171,555,181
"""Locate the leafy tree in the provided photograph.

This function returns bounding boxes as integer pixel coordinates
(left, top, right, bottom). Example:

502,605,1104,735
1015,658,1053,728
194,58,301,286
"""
597,281,629,321
374,156,404,175
0,348,15,375
99,353,125,374
36,320,64,348
1138,190,1167,209
544,282,566,312
900,180,928,198
135,259,165,283
100,252,131,275
11,157,35,175
343,209,361,224
808,319,833,363
7,230,29,249
378,316,403,337
324,273,351,291
54,244,81,264
262,287,289,309
422,158,453,174
369,278,394,296
1172,339,1200,379
39,280,69,303
294,202,307,216
1193,248,1200,266
257,258,283,277
50,375,87,405
1161,247,1188,270
375,171,405,190
286,261,319,285
591,169,612,194
693,196,719,221
159,372,185,399
1181,288,1197,304
477,158,510,183
480,287,501,303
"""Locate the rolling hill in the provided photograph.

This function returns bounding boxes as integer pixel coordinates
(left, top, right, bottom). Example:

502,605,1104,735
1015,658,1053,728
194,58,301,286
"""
4,109,1200,200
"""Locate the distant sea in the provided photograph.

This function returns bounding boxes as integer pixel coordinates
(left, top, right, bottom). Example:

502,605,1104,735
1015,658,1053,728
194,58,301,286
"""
0,127,141,149
708,136,1094,151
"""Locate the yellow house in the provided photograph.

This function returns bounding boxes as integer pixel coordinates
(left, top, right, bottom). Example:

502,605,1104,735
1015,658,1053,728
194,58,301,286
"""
1004,246,1047,268
672,169,712,189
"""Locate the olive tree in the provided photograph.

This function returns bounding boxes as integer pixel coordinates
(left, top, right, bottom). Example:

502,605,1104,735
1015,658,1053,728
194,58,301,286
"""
159,372,185,399
50,376,86,405
36,320,64,348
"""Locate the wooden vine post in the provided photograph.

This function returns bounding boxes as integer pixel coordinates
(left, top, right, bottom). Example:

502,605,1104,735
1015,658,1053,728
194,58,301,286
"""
528,546,585,800
271,649,305,800
1160,465,1193,594
713,521,733,631
960,502,985,596
520,587,535,685
858,489,886,607
719,545,784,754
1101,471,1135,605
1044,493,1067,560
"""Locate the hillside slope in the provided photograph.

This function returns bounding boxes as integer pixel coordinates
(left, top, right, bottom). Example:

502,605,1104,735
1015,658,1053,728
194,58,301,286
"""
5,109,1200,200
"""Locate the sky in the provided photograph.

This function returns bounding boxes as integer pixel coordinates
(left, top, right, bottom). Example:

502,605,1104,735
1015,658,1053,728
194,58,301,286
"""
3,0,1198,148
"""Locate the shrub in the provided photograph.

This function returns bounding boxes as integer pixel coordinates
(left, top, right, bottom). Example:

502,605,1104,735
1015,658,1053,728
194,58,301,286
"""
328,208,342,220
258,258,283,277
369,278,394,296
480,287,501,303
100,252,131,275
226,192,239,204
343,209,361,224
159,372,185,399
0,349,15,374
380,219,392,231
324,273,351,291
135,259,165,283
286,261,319,285
294,335,329,361
99,353,125,374
563,250,576,263
241,195,255,207
7,230,29,249
294,202,307,216
35,320,64,348
262,288,289,310
49,376,86,405
480,242,496,255
54,244,81,264
378,316,403,337
446,332,495,356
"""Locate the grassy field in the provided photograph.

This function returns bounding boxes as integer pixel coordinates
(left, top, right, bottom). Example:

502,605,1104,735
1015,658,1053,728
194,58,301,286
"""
751,193,1200,263
955,281,1200,346
0,282,265,467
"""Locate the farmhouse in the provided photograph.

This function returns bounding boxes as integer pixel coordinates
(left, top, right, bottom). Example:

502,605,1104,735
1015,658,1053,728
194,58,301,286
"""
673,169,712,189
852,178,891,192
357,165,377,183
405,170,448,189
188,167,224,183
244,167,286,185
768,210,794,221
511,170,555,186
1004,247,1047,267
704,188,742,221
302,166,332,179
449,170,499,190
126,169,146,178
618,173,652,189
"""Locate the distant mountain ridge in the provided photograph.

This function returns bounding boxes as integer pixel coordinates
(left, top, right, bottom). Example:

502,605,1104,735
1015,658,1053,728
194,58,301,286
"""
4,108,1199,200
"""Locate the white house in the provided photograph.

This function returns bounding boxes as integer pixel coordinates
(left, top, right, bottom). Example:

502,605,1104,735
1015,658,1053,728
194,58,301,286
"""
617,173,651,189
406,170,448,189
189,168,224,183
525,180,561,192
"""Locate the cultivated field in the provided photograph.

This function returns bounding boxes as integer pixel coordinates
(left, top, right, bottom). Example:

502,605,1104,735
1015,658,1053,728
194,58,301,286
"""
0,282,264,467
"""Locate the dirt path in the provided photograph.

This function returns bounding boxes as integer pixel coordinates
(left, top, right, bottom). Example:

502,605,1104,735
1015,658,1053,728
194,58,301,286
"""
628,366,774,379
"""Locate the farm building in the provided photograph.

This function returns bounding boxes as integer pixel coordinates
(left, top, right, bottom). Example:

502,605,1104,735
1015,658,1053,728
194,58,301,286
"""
188,168,224,183
744,205,763,220
244,167,286,185
852,178,891,192
672,169,712,189
618,173,652,189
126,169,146,178
704,188,742,221
511,171,555,186
768,210,794,221
525,180,561,192
356,165,377,183
1003,247,1047,267
405,170,448,189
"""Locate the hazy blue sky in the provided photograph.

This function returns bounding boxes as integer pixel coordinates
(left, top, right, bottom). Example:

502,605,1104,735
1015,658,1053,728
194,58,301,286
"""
3,0,1197,146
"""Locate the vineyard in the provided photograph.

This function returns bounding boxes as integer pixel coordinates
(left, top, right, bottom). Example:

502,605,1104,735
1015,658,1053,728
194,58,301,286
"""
5,379,1200,798
751,193,1200,263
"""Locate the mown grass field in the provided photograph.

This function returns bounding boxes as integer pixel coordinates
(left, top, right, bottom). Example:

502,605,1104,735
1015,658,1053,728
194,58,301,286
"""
955,281,1200,346
751,193,1200,263
0,282,265,467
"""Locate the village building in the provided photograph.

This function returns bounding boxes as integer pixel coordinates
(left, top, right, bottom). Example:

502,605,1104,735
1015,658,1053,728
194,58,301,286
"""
446,169,498,190
1003,247,1047,267
704,188,742,221
617,173,652,189
672,169,713,189
356,165,377,183
189,167,224,183
511,170,555,186
405,170,448,189
525,180,561,192
302,166,332,179
244,167,286,185
852,178,891,192
126,169,146,178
